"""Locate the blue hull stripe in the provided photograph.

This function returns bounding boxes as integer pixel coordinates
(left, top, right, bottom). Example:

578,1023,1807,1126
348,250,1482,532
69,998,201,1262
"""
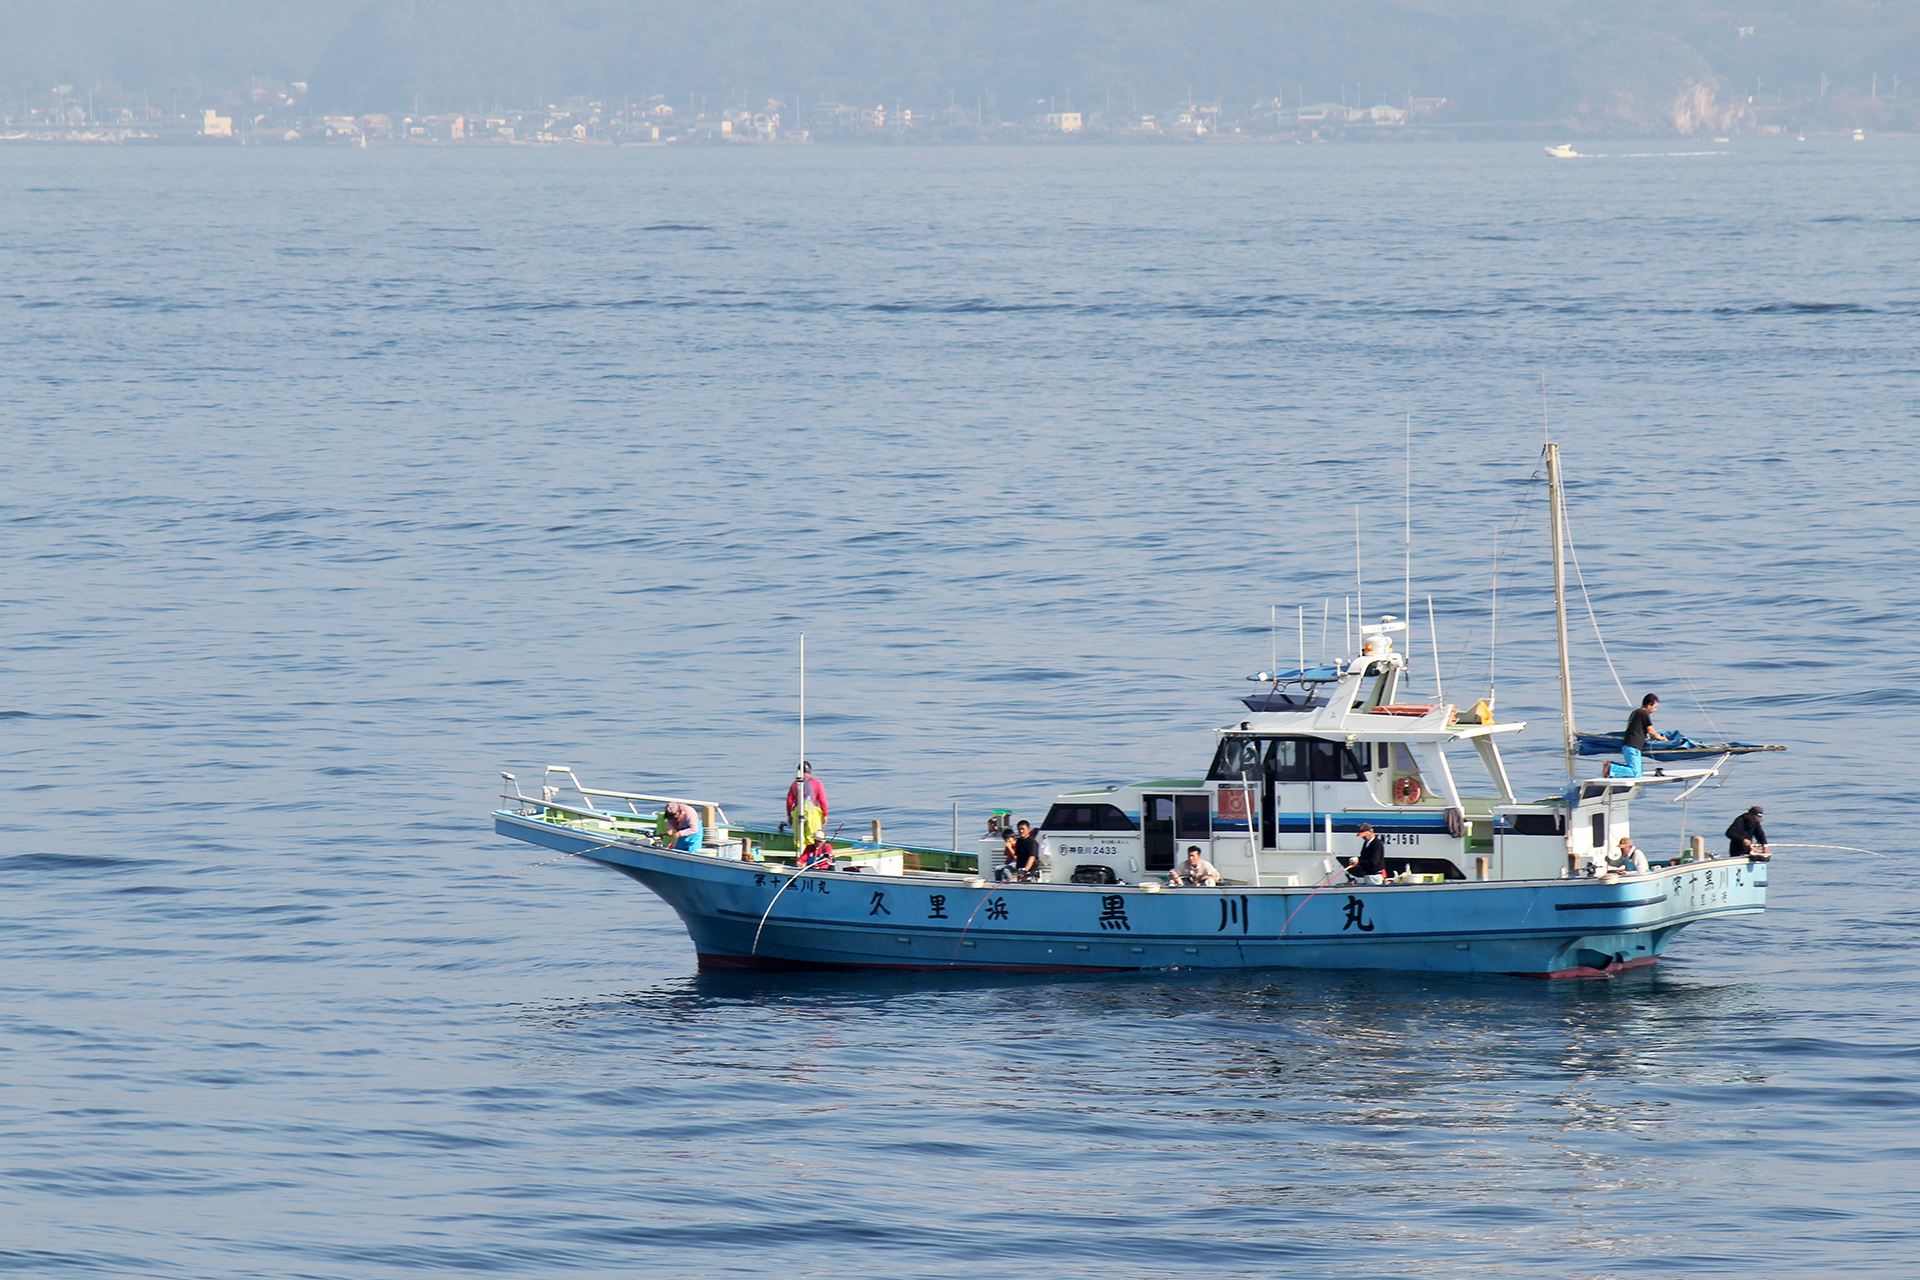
701,900,1755,945
1556,894,1670,912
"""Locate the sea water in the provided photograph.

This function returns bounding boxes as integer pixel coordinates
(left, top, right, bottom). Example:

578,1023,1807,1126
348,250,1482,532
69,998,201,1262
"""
3,139,1918,1277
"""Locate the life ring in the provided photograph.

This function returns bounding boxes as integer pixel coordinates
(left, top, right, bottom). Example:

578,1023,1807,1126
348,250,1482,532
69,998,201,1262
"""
1393,777,1424,805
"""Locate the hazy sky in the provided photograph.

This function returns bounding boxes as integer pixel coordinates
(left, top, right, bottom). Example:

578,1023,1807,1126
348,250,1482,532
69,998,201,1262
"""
5,1,1914,125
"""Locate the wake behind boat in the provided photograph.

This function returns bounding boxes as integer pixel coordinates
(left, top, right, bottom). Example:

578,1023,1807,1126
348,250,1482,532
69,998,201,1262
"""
493,443,1777,979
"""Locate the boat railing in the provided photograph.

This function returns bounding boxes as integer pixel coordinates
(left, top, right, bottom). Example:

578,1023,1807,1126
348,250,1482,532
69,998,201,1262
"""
499,766,982,875
500,767,728,847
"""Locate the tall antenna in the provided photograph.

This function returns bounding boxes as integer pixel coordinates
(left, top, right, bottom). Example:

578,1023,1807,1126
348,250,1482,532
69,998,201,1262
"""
1319,598,1330,663
1297,606,1306,676
1270,605,1277,674
1354,505,1364,632
798,632,806,769
1404,411,1413,648
1427,595,1443,699
1541,370,1549,446
1489,525,1499,705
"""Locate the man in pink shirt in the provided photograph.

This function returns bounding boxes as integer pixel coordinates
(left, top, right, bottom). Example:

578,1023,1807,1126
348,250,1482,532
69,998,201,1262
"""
786,761,828,852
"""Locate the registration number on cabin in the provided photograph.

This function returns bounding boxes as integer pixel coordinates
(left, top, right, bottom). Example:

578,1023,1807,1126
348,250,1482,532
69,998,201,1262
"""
1052,841,1123,860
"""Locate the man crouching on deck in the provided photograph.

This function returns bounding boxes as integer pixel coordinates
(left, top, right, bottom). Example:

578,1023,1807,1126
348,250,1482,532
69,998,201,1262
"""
1167,846,1222,887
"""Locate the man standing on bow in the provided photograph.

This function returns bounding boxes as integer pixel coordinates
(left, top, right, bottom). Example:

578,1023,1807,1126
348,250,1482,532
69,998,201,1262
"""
786,761,828,854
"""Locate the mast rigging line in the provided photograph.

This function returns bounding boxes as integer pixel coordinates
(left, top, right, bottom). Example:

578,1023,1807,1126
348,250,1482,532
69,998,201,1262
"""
1562,504,1728,739
1561,527,1632,710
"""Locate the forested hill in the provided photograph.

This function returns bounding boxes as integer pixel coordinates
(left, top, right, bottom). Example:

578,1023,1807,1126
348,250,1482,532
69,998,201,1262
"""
6,0,1917,130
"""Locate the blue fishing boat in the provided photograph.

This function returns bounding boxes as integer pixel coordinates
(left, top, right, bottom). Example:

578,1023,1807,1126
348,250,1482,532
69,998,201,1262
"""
494,444,1775,978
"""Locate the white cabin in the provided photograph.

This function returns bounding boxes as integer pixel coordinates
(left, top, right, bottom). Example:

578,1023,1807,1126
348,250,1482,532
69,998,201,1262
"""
1021,624,1675,887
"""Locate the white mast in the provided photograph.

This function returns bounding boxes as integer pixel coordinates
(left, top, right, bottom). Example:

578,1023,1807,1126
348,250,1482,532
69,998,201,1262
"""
1545,443,1576,782
798,632,806,769
1404,411,1412,650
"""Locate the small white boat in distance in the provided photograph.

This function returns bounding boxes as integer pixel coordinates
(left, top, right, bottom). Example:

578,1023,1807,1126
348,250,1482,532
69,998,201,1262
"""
1545,143,1579,158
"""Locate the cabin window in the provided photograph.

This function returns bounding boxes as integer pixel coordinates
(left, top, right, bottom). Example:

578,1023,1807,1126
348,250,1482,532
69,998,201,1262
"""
1591,812,1607,849
1175,795,1211,839
1267,738,1310,781
1308,740,1369,782
1042,803,1137,832
1508,813,1566,836
1208,736,1340,782
1207,736,1264,780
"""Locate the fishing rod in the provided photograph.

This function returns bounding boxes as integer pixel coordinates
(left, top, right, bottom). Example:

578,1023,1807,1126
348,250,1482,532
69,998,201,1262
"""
1767,843,1888,858
752,821,851,955
1279,863,1357,935
489,829,651,879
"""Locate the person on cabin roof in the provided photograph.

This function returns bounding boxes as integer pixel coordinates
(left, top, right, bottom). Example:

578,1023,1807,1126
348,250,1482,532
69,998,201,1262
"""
1168,845,1221,887
786,761,828,852
1614,693,1668,778
663,801,703,852
1726,806,1768,860
1347,823,1387,885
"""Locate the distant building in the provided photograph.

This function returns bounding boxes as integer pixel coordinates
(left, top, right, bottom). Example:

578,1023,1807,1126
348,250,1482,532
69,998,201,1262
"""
1369,104,1408,124
1044,111,1082,132
201,109,232,137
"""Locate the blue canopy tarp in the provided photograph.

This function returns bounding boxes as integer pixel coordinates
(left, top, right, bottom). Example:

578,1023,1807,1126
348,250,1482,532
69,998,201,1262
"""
1576,731,1785,760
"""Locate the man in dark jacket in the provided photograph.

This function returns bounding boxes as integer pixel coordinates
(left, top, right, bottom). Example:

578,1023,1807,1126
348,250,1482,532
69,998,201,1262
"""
1347,822,1388,884
1726,806,1769,860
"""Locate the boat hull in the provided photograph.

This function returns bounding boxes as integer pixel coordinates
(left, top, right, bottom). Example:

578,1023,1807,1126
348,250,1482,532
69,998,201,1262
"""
495,812,1766,979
